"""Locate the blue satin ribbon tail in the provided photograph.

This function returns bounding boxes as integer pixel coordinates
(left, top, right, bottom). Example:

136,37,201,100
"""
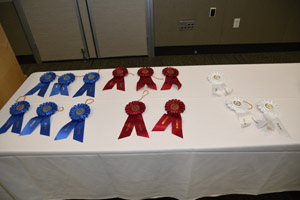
73,120,85,142
0,115,15,134
11,114,25,134
40,117,51,136
20,116,43,136
55,121,77,140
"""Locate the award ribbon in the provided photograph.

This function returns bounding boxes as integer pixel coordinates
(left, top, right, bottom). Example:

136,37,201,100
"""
136,67,157,91
226,97,255,128
20,102,58,136
0,98,30,134
256,100,288,135
207,72,232,96
152,99,185,138
25,72,56,97
50,73,75,96
161,67,182,90
55,99,93,142
119,100,149,139
103,67,128,91
73,72,100,97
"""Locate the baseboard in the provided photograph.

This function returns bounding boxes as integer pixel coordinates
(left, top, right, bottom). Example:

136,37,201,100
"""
155,43,300,56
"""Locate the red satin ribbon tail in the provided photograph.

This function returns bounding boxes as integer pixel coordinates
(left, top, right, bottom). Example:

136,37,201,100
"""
152,114,172,131
118,116,134,139
174,77,182,90
136,82,145,91
147,82,157,90
117,78,125,91
161,82,172,90
171,116,183,138
103,78,116,90
134,114,149,138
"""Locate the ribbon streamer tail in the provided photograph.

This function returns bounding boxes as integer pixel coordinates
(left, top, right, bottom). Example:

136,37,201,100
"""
25,83,44,96
135,114,149,138
103,78,116,90
136,82,145,91
11,114,25,134
20,116,43,136
37,83,50,97
73,84,87,97
40,117,51,136
171,115,183,138
73,120,85,142
86,83,95,97
117,79,125,91
60,83,69,96
147,82,157,90
174,77,182,90
0,115,16,134
55,121,77,140
50,83,61,96
152,114,172,131
118,116,135,139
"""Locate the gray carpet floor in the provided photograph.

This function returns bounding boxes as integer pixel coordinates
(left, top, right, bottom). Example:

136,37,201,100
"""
22,52,300,200
21,51,300,75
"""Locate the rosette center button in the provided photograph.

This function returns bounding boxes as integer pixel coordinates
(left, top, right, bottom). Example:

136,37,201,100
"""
16,104,25,111
170,104,179,111
131,105,140,111
88,75,95,80
42,106,51,112
167,69,174,75
76,108,85,115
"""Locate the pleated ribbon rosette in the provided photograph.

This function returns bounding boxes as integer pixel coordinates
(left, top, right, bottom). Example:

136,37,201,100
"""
73,72,99,97
50,73,75,96
161,67,182,90
20,102,58,136
55,103,90,142
118,101,149,139
25,72,56,97
103,67,128,91
256,99,288,135
152,99,185,138
136,67,157,91
0,101,30,134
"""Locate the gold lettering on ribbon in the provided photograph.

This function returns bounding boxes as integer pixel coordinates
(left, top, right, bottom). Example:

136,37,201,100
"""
16,121,19,128
56,85,59,88
44,123,47,130
120,83,123,87
126,123,131,131
78,128,81,134
65,124,70,131
81,88,85,92
62,85,64,90
5,122,10,128
139,124,142,131
90,87,92,92
30,120,36,127
162,116,168,125
176,120,179,129
110,82,113,86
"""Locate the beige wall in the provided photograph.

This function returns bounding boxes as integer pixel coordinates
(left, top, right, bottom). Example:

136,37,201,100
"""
0,1,32,55
154,0,300,47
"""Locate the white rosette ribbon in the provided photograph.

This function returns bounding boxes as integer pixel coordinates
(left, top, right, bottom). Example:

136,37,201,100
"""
256,100,288,135
208,72,232,96
226,97,256,128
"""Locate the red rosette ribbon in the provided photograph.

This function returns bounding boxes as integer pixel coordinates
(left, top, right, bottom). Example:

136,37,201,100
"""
103,67,128,91
152,99,185,138
118,101,149,139
161,67,182,90
136,67,157,91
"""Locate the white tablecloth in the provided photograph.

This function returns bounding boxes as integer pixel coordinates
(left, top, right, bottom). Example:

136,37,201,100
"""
0,63,299,200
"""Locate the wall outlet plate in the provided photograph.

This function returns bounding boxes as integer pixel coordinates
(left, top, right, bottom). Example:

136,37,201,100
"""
233,18,240,28
179,20,195,31
209,7,216,17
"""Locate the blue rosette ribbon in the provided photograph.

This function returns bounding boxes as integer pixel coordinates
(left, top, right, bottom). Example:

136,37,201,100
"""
50,73,75,96
73,72,99,98
25,72,56,97
0,101,30,134
55,103,90,142
20,102,58,136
